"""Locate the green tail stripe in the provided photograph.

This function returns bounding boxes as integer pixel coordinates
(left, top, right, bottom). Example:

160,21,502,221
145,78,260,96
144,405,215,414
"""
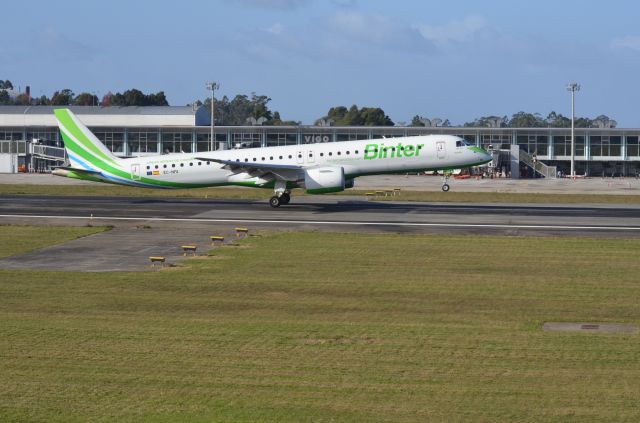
54,109,117,166
59,129,212,188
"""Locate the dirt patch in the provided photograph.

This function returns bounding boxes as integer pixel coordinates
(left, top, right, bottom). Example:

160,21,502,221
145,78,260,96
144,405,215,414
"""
542,322,638,334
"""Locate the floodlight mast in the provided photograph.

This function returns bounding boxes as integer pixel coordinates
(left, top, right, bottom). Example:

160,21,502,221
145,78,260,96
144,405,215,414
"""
567,82,580,178
206,82,220,151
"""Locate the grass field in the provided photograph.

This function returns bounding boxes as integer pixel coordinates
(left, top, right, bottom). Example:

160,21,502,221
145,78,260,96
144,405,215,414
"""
2,182,640,204
0,225,107,258
1,228,640,421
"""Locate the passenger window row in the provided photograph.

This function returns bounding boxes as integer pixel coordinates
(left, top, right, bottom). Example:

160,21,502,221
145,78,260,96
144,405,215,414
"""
147,161,210,170
146,149,363,170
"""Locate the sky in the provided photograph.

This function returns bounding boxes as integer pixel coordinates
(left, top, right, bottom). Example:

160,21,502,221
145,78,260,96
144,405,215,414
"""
2,0,640,126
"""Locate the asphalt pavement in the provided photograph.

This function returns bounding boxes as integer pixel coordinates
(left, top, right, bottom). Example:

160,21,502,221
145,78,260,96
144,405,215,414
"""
2,191,640,271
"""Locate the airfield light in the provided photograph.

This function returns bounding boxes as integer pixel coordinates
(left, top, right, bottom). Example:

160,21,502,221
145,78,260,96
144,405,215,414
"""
206,82,220,151
566,82,580,178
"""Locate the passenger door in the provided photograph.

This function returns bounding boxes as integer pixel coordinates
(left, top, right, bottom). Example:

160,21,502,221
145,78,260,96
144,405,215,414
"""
131,163,141,180
436,141,446,159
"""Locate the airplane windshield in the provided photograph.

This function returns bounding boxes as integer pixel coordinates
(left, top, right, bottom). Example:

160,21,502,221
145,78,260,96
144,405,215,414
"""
456,139,473,147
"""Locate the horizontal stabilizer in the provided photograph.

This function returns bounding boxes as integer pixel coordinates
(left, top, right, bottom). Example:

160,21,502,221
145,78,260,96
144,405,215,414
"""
52,166,102,175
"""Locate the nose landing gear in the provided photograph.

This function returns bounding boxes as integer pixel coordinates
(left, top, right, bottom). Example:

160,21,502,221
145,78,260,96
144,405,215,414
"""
441,174,451,192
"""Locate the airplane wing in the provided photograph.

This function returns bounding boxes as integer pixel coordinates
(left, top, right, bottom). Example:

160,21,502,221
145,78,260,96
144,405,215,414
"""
196,157,303,181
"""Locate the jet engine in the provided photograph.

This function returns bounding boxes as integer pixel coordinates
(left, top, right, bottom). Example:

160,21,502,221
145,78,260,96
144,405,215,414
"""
304,166,345,194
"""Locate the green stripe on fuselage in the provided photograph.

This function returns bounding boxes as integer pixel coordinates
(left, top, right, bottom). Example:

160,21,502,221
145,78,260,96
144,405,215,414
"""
58,127,212,188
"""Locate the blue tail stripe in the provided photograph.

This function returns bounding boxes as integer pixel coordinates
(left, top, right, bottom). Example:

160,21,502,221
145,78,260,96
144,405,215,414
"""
67,151,95,171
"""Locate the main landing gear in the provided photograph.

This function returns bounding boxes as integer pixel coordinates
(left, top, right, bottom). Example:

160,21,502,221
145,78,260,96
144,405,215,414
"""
441,174,450,192
269,191,291,208
269,180,292,208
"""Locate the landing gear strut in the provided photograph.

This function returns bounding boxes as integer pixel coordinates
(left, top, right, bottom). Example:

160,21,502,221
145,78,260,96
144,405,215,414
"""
441,174,450,192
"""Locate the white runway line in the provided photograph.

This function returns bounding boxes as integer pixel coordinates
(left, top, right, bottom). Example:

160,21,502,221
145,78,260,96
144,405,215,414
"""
1,214,640,231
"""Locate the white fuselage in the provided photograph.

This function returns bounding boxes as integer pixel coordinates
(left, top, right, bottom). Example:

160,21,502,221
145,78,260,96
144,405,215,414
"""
120,135,489,188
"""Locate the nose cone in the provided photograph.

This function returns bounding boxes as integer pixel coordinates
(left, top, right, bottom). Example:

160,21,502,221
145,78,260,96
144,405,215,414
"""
468,146,492,163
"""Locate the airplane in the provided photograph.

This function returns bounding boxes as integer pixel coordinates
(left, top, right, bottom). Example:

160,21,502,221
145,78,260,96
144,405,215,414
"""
51,108,492,207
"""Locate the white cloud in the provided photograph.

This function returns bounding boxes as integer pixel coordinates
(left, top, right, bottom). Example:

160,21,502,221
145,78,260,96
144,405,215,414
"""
232,0,310,10
611,35,640,52
418,15,489,48
328,10,432,53
267,23,284,35
331,0,357,7
35,26,97,61
235,22,306,63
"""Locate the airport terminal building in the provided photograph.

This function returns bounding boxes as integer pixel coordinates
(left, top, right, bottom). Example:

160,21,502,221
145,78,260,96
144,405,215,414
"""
1,105,639,177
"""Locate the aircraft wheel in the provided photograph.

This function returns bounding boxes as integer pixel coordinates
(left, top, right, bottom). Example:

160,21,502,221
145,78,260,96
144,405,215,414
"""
442,184,450,192
280,193,290,204
269,196,281,208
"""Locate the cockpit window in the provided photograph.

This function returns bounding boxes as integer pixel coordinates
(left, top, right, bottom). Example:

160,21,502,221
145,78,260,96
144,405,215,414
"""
456,139,473,147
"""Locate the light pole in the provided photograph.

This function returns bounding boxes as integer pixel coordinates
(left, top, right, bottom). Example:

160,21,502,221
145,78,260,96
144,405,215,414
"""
566,82,580,178
206,82,219,151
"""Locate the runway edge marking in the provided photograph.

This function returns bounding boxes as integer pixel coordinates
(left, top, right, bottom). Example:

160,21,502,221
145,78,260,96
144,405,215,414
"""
1,214,640,231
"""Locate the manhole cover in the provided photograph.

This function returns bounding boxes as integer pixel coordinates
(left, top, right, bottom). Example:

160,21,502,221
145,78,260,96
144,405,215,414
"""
542,322,638,333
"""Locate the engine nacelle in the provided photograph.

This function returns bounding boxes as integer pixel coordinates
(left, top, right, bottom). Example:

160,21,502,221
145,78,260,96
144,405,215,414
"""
304,166,345,194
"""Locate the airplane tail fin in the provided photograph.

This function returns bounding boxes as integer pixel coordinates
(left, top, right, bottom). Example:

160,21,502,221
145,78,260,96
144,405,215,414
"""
53,108,119,171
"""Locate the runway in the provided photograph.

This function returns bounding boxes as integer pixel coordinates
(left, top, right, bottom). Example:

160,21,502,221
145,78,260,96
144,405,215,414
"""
2,194,639,271
2,194,640,236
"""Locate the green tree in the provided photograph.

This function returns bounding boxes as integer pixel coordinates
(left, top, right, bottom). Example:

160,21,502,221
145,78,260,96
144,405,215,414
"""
508,111,545,128
327,106,348,122
14,93,31,105
342,105,363,125
35,95,49,105
50,89,75,105
464,115,508,127
269,111,282,125
0,90,10,105
410,115,426,126
249,93,272,121
546,111,571,127
360,107,394,126
317,105,393,126
227,95,253,125
205,92,275,125
74,92,99,106
0,80,13,90
108,89,169,106
575,117,593,128
147,91,169,106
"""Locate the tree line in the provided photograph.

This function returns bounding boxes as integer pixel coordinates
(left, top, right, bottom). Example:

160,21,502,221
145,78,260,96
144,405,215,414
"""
194,93,299,126
0,80,168,107
461,111,617,129
0,79,619,128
